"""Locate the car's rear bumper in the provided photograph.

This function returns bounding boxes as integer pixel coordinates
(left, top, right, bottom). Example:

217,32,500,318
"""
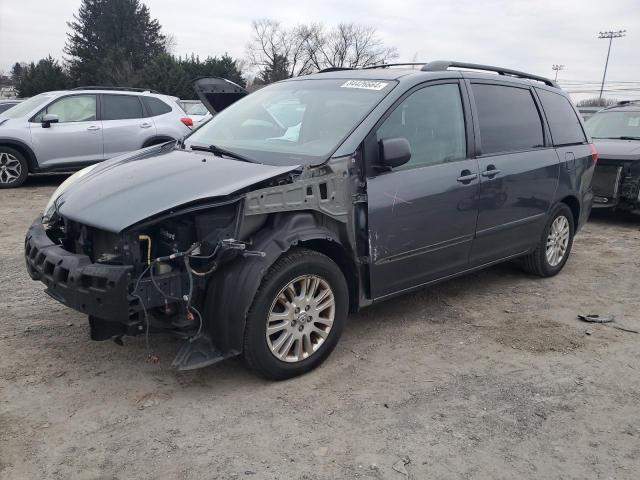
25,218,134,322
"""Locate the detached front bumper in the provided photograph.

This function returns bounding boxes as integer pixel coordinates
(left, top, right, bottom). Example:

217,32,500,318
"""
25,218,134,323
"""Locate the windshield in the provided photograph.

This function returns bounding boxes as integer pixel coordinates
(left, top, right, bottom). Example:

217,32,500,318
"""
186,78,396,165
1,93,56,119
184,102,209,116
586,111,640,139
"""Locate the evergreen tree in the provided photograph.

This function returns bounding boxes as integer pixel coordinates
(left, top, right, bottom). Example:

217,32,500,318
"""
65,0,166,85
137,54,245,98
256,53,289,85
10,62,26,84
16,57,69,97
137,54,190,97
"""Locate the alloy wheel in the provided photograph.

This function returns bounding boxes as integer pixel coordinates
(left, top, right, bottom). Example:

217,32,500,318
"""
265,275,336,363
546,215,570,267
0,152,22,185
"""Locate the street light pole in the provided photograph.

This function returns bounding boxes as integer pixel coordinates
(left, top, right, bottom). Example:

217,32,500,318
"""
552,64,564,81
598,30,626,101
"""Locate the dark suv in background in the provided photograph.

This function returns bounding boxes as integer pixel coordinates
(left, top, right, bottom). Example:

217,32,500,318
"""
585,100,640,214
25,62,595,379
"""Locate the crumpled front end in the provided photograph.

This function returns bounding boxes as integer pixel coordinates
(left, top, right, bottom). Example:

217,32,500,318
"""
25,196,263,369
592,159,640,213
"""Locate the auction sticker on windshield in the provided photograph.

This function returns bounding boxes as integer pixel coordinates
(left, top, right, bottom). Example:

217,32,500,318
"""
341,80,389,91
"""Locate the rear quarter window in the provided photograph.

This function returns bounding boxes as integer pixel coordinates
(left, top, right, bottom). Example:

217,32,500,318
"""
471,83,544,155
536,89,586,146
143,97,173,116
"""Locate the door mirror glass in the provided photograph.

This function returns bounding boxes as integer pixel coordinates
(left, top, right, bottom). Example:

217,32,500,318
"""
379,137,411,169
41,113,59,128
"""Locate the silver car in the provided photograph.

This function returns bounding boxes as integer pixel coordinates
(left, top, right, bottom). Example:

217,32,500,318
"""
0,87,192,188
179,100,212,129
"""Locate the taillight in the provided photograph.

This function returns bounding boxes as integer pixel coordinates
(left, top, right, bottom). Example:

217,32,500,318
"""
180,117,193,127
590,143,598,164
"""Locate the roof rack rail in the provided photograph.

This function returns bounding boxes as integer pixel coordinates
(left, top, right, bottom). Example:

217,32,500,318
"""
318,63,426,73
615,100,640,106
318,67,353,73
601,99,640,111
362,63,427,69
71,86,161,94
421,61,557,87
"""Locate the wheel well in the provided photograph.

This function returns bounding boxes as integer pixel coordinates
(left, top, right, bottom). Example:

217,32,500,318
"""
559,195,580,227
0,141,38,172
298,238,359,313
142,136,175,148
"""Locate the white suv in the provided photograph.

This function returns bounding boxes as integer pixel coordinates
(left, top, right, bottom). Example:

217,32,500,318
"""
0,87,192,188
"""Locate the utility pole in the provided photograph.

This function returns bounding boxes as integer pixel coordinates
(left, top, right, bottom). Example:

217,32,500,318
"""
598,30,626,101
552,64,564,81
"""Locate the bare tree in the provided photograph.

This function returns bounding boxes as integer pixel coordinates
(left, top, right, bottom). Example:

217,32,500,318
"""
576,97,619,107
247,19,315,82
307,23,398,70
246,19,398,83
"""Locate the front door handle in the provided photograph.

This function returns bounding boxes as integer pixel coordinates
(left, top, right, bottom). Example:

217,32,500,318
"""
140,123,153,129
457,170,478,184
86,125,101,131
481,165,501,178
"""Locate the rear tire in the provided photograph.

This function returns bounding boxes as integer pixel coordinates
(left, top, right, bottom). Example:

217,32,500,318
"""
521,203,575,277
243,248,348,380
0,147,28,188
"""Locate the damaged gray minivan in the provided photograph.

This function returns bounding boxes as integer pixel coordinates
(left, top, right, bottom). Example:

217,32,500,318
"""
25,62,596,379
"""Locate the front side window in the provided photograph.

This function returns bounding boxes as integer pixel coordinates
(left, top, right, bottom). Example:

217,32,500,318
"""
537,89,586,145
472,84,544,155
376,83,467,169
35,95,97,123
187,78,396,166
586,111,640,140
102,94,143,120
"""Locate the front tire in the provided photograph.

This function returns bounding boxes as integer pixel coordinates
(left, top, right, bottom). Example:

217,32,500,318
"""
0,147,28,188
521,203,575,277
243,248,348,380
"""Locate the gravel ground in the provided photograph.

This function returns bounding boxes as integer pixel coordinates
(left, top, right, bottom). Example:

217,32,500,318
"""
1,175,639,480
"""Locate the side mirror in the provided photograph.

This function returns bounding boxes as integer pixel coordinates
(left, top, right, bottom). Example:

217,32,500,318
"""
41,114,59,128
379,137,411,169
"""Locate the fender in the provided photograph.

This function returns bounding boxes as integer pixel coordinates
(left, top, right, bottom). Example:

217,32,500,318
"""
203,212,343,356
0,138,39,172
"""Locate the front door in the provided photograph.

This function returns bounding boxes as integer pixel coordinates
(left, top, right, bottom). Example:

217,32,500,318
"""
30,94,103,169
367,82,480,299
466,82,559,265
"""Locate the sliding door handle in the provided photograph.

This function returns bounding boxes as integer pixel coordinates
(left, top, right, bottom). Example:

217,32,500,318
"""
457,171,478,184
481,166,501,178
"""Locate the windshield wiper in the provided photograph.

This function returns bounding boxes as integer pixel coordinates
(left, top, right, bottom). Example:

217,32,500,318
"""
190,144,258,163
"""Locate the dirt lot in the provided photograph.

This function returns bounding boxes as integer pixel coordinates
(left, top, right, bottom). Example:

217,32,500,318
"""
1,175,639,480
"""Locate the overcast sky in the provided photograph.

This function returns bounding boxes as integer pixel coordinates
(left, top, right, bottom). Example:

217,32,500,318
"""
1,0,639,99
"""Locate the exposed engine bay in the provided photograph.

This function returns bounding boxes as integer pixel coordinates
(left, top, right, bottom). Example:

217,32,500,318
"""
25,156,359,370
